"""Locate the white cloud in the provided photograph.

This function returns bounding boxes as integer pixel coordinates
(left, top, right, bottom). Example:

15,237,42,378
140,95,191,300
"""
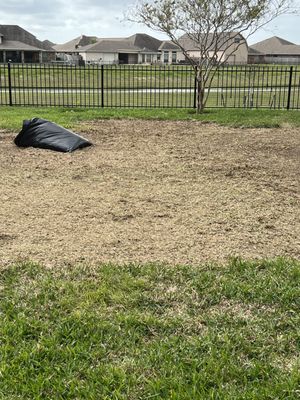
249,14,300,45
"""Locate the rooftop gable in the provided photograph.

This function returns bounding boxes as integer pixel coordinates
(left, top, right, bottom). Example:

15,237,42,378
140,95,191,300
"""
250,36,300,55
128,33,162,52
79,33,162,53
0,25,54,51
159,41,180,51
53,35,97,52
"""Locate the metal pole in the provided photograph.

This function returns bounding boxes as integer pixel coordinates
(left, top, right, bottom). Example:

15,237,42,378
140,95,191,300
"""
7,61,13,106
101,64,104,108
193,66,197,109
287,66,293,110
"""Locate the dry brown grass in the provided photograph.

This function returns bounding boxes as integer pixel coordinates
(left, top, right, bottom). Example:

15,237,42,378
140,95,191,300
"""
0,120,299,266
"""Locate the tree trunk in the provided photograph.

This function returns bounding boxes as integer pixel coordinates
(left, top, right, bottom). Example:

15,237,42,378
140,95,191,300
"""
196,80,205,113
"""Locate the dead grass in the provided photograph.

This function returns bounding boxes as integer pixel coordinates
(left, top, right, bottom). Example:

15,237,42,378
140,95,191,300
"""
0,120,299,266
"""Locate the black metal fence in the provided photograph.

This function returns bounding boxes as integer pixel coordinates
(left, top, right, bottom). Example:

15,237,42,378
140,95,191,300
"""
0,63,299,109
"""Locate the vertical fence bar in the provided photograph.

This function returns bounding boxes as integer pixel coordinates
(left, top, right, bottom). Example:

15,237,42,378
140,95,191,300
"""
216,67,220,107
7,62,13,106
16,63,20,106
157,64,161,108
293,67,300,109
101,64,104,108
287,65,293,110
0,64,3,105
87,64,90,108
109,65,112,107
193,66,197,109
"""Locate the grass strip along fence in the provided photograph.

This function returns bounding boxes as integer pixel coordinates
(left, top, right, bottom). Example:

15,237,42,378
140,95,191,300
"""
0,63,299,109
0,258,299,399
2,107,300,132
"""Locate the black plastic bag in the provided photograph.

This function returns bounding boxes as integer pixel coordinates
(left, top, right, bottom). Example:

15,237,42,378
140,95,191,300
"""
14,118,92,152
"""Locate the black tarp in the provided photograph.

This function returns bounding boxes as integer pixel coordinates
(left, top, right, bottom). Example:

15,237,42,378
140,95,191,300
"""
14,118,92,152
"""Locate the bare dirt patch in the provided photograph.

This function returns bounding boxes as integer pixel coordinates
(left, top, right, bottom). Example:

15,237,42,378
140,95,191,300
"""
0,120,299,266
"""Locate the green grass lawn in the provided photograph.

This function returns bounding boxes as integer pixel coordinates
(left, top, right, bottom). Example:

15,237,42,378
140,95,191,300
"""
0,258,299,399
0,64,296,89
1,106,300,131
0,87,297,109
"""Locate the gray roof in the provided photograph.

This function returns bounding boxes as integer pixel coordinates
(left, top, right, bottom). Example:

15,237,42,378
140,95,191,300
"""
159,41,180,51
249,36,300,55
0,25,54,51
43,39,56,48
56,33,163,54
0,40,44,51
178,32,246,51
130,33,162,52
54,35,97,52
81,38,136,53
248,47,262,55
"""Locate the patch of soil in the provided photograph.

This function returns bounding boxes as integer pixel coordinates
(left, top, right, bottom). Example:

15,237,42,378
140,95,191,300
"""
0,120,299,266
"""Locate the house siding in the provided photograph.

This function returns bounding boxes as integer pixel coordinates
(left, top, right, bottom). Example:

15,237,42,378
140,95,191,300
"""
80,51,162,64
248,53,300,65
182,43,247,64
128,53,138,64
162,50,185,64
266,55,300,64
228,41,248,64
80,52,118,63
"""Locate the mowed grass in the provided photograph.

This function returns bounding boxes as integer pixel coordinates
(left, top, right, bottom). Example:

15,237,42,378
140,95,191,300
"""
1,106,300,131
0,64,296,89
0,87,297,109
0,258,299,399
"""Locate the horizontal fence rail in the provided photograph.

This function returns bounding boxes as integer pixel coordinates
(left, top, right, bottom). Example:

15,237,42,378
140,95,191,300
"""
0,63,299,109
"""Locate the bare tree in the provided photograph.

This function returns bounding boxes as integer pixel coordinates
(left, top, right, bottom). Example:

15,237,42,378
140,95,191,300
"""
129,0,297,112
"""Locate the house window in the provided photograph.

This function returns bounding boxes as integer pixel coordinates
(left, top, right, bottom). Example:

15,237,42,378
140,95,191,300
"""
172,51,177,63
0,51,3,63
142,54,145,63
24,51,40,63
157,54,161,61
146,54,151,63
6,51,22,63
163,51,169,63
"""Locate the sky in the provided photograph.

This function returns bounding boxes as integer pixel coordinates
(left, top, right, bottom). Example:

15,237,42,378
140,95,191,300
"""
0,0,300,46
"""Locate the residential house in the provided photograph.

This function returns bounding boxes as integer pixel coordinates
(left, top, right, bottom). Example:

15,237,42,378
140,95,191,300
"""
54,31,248,65
177,32,248,64
54,34,97,62
54,33,166,64
158,41,185,64
248,36,300,64
83,34,163,64
0,25,55,63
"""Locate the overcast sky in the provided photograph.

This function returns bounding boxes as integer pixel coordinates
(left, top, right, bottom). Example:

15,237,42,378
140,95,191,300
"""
0,0,300,45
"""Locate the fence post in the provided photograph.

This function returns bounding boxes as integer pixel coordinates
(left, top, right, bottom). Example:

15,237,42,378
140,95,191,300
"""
193,66,197,109
7,62,13,106
287,66,293,110
101,64,104,108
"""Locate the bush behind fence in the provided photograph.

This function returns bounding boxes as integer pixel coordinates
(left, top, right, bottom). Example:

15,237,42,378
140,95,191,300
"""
0,63,299,109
